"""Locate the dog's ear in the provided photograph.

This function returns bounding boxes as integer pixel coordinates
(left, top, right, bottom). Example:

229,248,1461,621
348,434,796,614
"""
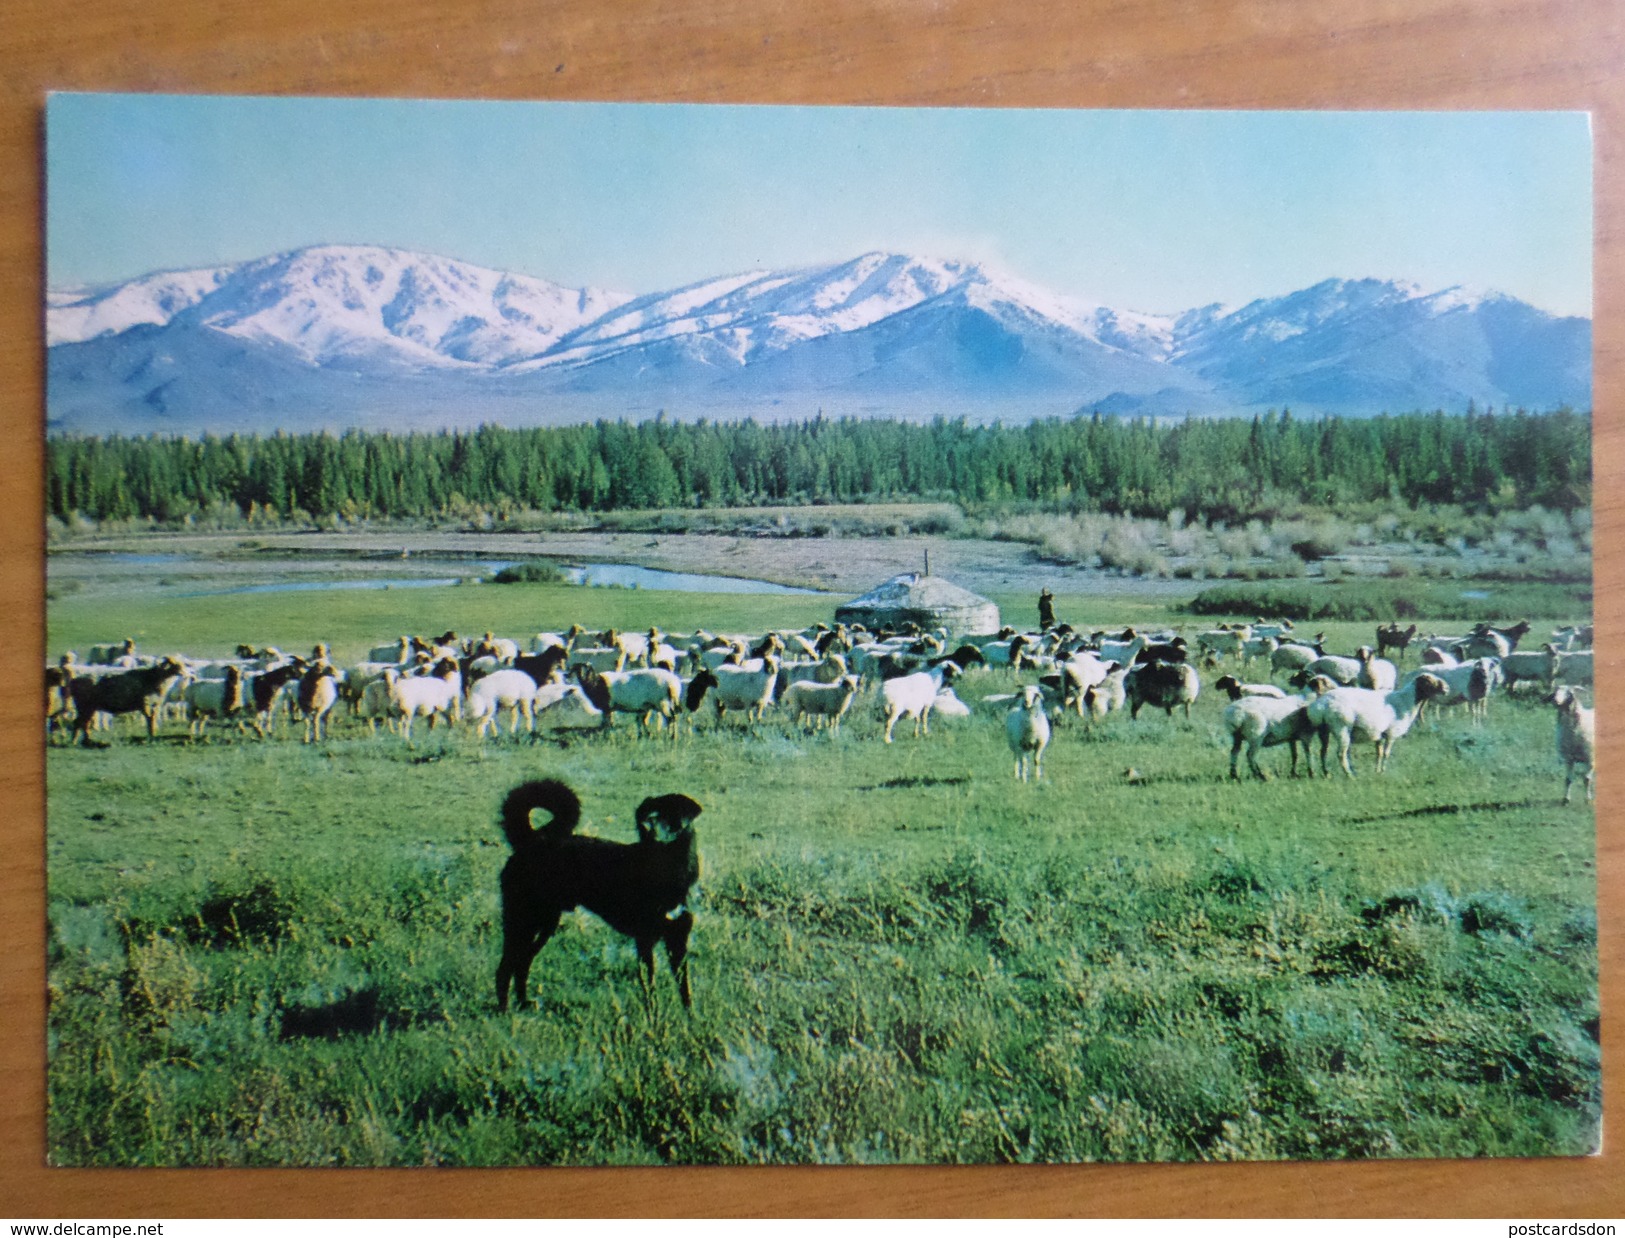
636,793,702,842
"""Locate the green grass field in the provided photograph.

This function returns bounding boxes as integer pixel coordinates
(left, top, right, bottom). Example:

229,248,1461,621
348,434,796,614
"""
45,582,1599,1165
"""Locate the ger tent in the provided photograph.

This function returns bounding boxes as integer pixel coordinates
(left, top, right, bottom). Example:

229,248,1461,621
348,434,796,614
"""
834,572,1001,636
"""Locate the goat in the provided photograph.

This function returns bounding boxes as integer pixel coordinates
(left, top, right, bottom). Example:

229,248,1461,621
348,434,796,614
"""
1375,623,1419,661
1549,687,1595,804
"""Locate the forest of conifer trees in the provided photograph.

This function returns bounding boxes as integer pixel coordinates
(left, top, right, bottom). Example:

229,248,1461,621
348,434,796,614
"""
45,408,1591,526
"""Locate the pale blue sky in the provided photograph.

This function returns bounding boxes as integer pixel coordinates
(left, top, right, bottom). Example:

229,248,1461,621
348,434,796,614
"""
46,94,1593,317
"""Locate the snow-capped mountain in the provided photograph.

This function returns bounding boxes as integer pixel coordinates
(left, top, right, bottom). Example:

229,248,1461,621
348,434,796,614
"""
45,245,1591,434
49,245,633,370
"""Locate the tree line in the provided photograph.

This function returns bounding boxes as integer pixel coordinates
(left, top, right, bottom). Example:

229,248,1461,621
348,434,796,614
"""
45,407,1591,525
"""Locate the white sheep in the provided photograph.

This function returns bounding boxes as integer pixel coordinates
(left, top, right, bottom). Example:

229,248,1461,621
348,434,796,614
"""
1213,674,1287,700
704,656,780,724
1302,654,1363,687
1500,644,1563,692
466,668,540,738
1006,684,1052,781
1354,646,1398,692
1550,687,1595,804
780,674,861,731
1092,634,1146,668
1223,694,1316,780
881,663,959,743
1402,658,1501,723
575,666,686,731
1306,673,1450,777
389,662,463,740
1059,651,1112,715
1551,649,1593,687
1195,626,1250,662
184,665,246,738
531,681,604,729
1270,637,1326,677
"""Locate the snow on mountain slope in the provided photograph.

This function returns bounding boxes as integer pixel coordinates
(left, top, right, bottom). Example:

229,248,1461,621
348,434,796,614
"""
44,246,1591,433
530,252,1176,377
47,265,236,346
49,245,632,369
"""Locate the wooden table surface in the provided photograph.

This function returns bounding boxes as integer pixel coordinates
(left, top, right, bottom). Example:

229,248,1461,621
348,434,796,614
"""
2,0,1620,1218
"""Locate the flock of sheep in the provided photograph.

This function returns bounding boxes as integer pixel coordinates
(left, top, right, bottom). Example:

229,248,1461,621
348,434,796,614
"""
46,612,1595,802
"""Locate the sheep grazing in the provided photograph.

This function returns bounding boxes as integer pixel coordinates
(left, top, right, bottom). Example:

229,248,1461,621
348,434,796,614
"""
1306,673,1450,777
1270,636,1327,677
1194,626,1250,663
1404,658,1501,723
1224,695,1316,780
1093,633,1146,668
1060,651,1112,715
467,668,541,739
1124,660,1200,720
780,674,861,732
1005,684,1052,781
184,664,246,738
1213,674,1287,701
1501,644,1563,693
1551,649,1594,688
531,681,605,730
1238,635,1278,669
1549,687,1595,804
688,656,779,725
1301,654,1362,687
366,635,414,664
881,662,960,743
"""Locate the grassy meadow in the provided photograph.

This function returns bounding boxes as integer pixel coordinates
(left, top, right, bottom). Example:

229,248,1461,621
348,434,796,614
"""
45,578,1599,1165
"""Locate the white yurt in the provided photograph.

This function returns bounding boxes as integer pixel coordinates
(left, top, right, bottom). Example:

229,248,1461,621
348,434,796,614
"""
835,572,1001,636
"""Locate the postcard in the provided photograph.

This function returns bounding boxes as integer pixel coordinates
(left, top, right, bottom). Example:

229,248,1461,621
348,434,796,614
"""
44,95,1596,1165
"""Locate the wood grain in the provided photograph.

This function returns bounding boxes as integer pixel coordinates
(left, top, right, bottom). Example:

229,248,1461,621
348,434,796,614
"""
2,0,1620,1217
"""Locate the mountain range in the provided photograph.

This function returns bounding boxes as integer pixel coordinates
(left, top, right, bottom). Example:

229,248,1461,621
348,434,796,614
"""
46,245,1591,434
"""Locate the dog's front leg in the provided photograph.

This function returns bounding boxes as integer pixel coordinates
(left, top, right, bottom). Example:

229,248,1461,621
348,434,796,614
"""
664,910,695,1012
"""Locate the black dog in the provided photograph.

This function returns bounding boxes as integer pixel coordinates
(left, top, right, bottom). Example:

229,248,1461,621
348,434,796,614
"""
495,779,702,1012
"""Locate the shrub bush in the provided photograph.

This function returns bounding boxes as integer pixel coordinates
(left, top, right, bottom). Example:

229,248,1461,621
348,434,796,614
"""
491,560,568,585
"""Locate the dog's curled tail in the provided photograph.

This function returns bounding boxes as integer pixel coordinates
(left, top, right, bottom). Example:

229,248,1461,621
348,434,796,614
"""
501,779,582,850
